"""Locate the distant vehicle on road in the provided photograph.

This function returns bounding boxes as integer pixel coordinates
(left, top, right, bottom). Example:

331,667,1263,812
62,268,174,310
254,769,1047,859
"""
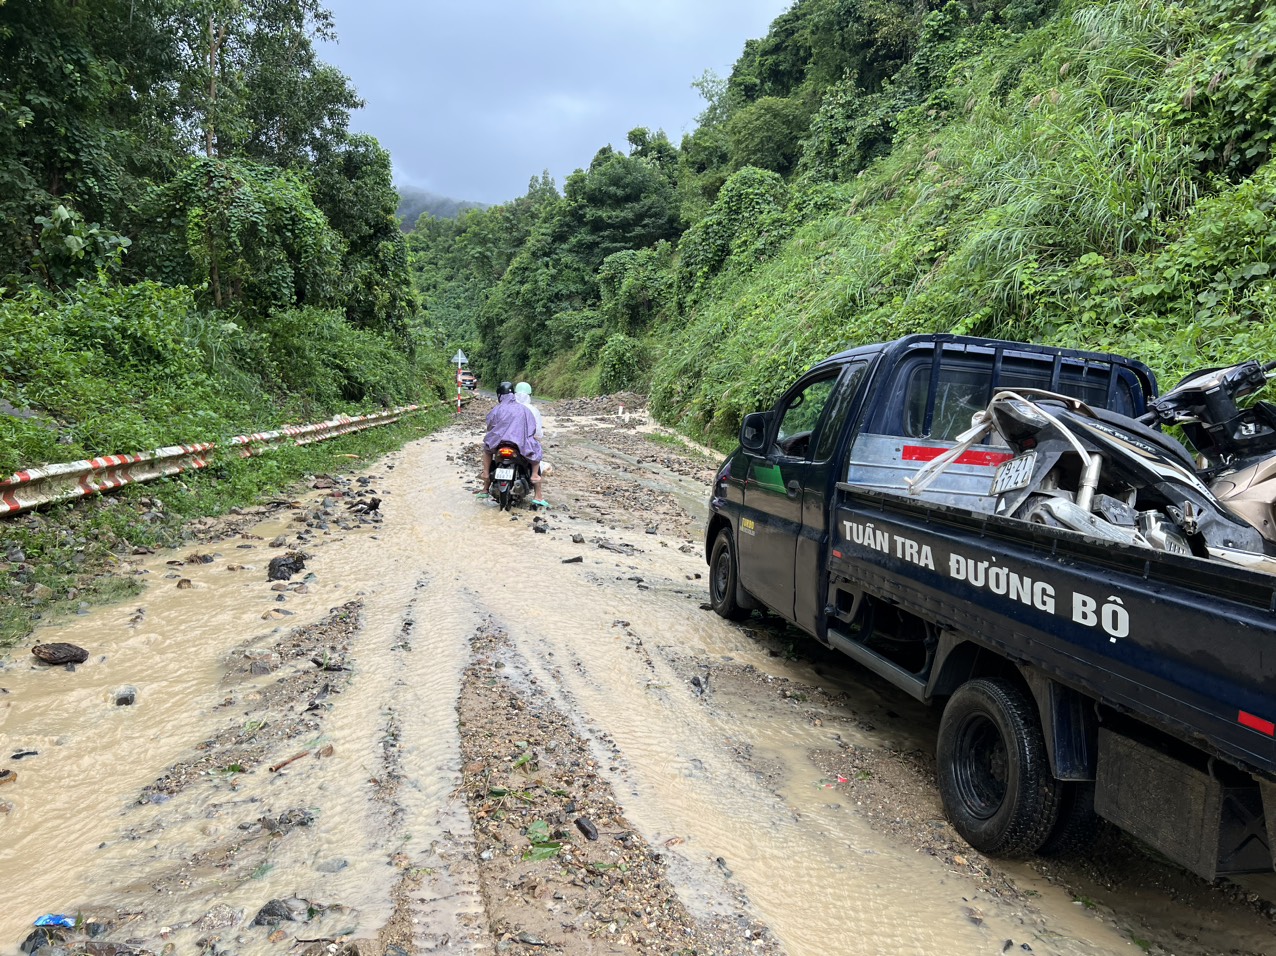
458,370,478,390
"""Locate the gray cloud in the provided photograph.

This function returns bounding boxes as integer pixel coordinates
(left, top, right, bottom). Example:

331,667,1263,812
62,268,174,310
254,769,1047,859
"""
318,0,791,205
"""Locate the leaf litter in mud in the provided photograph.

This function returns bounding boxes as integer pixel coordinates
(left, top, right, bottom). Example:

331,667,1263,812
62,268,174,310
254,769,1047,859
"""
457,620,783,955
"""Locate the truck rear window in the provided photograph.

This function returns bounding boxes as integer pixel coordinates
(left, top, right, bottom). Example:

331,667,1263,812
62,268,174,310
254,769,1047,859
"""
902,363,1140,441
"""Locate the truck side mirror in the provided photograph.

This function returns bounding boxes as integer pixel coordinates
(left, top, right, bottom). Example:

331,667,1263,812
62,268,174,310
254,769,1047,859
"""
741,412,770,454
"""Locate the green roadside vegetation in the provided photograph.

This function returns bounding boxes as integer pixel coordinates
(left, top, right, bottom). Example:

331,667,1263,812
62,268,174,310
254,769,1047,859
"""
0,407,449,646
0,1,455,643
409,0,1276,448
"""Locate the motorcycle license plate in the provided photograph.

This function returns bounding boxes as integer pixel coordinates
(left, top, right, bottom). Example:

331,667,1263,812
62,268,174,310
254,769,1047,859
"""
990,452,1036,495
494,467,515,480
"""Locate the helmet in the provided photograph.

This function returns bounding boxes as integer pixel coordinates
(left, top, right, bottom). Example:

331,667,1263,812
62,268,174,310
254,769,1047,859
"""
496,381,514,397
514,381,532,396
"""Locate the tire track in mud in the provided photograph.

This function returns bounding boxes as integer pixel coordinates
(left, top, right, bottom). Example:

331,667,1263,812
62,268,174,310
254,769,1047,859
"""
364,574,492,954
455,619,782,955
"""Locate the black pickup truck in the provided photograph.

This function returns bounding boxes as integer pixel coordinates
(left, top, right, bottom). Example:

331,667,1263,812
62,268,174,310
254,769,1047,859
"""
706,334,1276,878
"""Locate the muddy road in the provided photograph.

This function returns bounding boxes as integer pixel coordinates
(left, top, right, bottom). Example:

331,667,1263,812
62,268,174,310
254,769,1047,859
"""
1,397,1274,956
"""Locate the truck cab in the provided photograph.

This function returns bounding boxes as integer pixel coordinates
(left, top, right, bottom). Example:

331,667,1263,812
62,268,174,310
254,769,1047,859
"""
707,335,1154,640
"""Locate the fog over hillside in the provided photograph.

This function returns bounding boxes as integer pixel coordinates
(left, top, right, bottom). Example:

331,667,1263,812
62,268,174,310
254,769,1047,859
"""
396,185,486,229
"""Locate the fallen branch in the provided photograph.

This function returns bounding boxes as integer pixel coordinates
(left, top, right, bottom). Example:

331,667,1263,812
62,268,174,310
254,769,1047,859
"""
269,750,311,772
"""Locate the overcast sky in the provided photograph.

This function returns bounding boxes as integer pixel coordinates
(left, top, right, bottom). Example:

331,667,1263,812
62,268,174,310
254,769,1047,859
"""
317,1,793,206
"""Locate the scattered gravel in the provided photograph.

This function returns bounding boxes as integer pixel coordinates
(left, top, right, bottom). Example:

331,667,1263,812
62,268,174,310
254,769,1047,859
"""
457,621,782,956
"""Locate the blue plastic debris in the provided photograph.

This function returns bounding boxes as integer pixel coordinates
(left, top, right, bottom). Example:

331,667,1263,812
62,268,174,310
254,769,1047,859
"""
33,916,74,928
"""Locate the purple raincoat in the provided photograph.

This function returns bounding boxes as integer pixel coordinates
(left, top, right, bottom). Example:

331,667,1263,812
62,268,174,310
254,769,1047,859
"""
484,393,543,461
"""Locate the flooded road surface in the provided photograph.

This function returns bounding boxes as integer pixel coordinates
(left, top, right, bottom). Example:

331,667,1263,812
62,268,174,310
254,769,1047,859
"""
0,398,1274,956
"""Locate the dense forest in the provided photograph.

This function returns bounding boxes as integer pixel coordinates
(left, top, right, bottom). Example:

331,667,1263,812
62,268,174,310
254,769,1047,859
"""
409,0,1276,445
0,0,444,476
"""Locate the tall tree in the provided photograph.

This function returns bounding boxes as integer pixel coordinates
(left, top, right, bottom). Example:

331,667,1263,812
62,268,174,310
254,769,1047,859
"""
0,0,126,280
310,133,415,338
561,147,681,270
237,0,362,167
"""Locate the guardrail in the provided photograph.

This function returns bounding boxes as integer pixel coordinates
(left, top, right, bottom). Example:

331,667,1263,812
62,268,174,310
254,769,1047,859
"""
0,406,419,518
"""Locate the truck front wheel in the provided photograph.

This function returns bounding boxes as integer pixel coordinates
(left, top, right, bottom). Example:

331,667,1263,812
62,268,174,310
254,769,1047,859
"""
709,529,749,621
937,678,1061,857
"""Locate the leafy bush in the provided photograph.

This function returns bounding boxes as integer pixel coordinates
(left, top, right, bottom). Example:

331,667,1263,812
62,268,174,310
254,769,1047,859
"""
598,333,644,393
31,203,131,290
260,307,417,411
598,244,674,335
725,96,811,175
800,80,905,180
136,156,343,316
676,167,791,305
0,279,241,471
579,328,608,357
546,308,605,353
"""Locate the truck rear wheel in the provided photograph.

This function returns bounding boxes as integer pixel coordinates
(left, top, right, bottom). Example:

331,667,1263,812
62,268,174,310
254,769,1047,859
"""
937,677,1061,857
708,529,749,621
1037,781,1100,857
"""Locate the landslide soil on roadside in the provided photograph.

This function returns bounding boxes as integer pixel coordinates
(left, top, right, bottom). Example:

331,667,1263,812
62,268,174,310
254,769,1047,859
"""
0,394,1272,956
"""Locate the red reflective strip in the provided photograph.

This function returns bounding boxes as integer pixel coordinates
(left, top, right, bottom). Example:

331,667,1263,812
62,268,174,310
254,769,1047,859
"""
901,445,1014,467
1238,711,1275,736
831,549,843,559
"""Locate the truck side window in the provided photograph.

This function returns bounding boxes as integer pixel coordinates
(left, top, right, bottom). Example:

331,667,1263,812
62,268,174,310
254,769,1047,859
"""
813,363,868,461
775,377,837,459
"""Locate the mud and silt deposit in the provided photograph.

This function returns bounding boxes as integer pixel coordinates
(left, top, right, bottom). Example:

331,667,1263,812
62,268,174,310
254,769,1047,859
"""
0,396,1273,956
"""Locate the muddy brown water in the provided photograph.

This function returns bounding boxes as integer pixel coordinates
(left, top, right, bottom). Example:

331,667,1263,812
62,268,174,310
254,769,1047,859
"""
0,411,1273,955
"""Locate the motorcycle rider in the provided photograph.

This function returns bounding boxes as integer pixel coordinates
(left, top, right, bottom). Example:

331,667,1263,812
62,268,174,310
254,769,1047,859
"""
479,381,544,502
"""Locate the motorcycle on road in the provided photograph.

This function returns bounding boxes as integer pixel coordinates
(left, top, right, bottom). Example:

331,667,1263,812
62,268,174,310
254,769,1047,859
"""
491,441,534,511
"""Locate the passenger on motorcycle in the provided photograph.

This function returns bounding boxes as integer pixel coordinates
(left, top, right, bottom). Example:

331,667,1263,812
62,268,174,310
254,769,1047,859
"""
514,381,543,441
513,380,552,481
480,381,544,501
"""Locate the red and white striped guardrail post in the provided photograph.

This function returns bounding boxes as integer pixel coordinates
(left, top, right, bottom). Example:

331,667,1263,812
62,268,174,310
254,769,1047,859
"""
0,443,215,518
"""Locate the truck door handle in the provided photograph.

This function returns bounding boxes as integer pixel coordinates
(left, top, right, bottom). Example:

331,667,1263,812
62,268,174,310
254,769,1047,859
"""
786,480,801,498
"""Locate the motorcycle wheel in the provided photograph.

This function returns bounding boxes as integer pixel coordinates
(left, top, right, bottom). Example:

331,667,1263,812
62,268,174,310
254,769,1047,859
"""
497,484,512,511
1017,493,1068,528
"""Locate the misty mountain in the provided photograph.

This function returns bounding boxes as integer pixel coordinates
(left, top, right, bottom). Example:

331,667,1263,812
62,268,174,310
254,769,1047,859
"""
396,185,486,230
